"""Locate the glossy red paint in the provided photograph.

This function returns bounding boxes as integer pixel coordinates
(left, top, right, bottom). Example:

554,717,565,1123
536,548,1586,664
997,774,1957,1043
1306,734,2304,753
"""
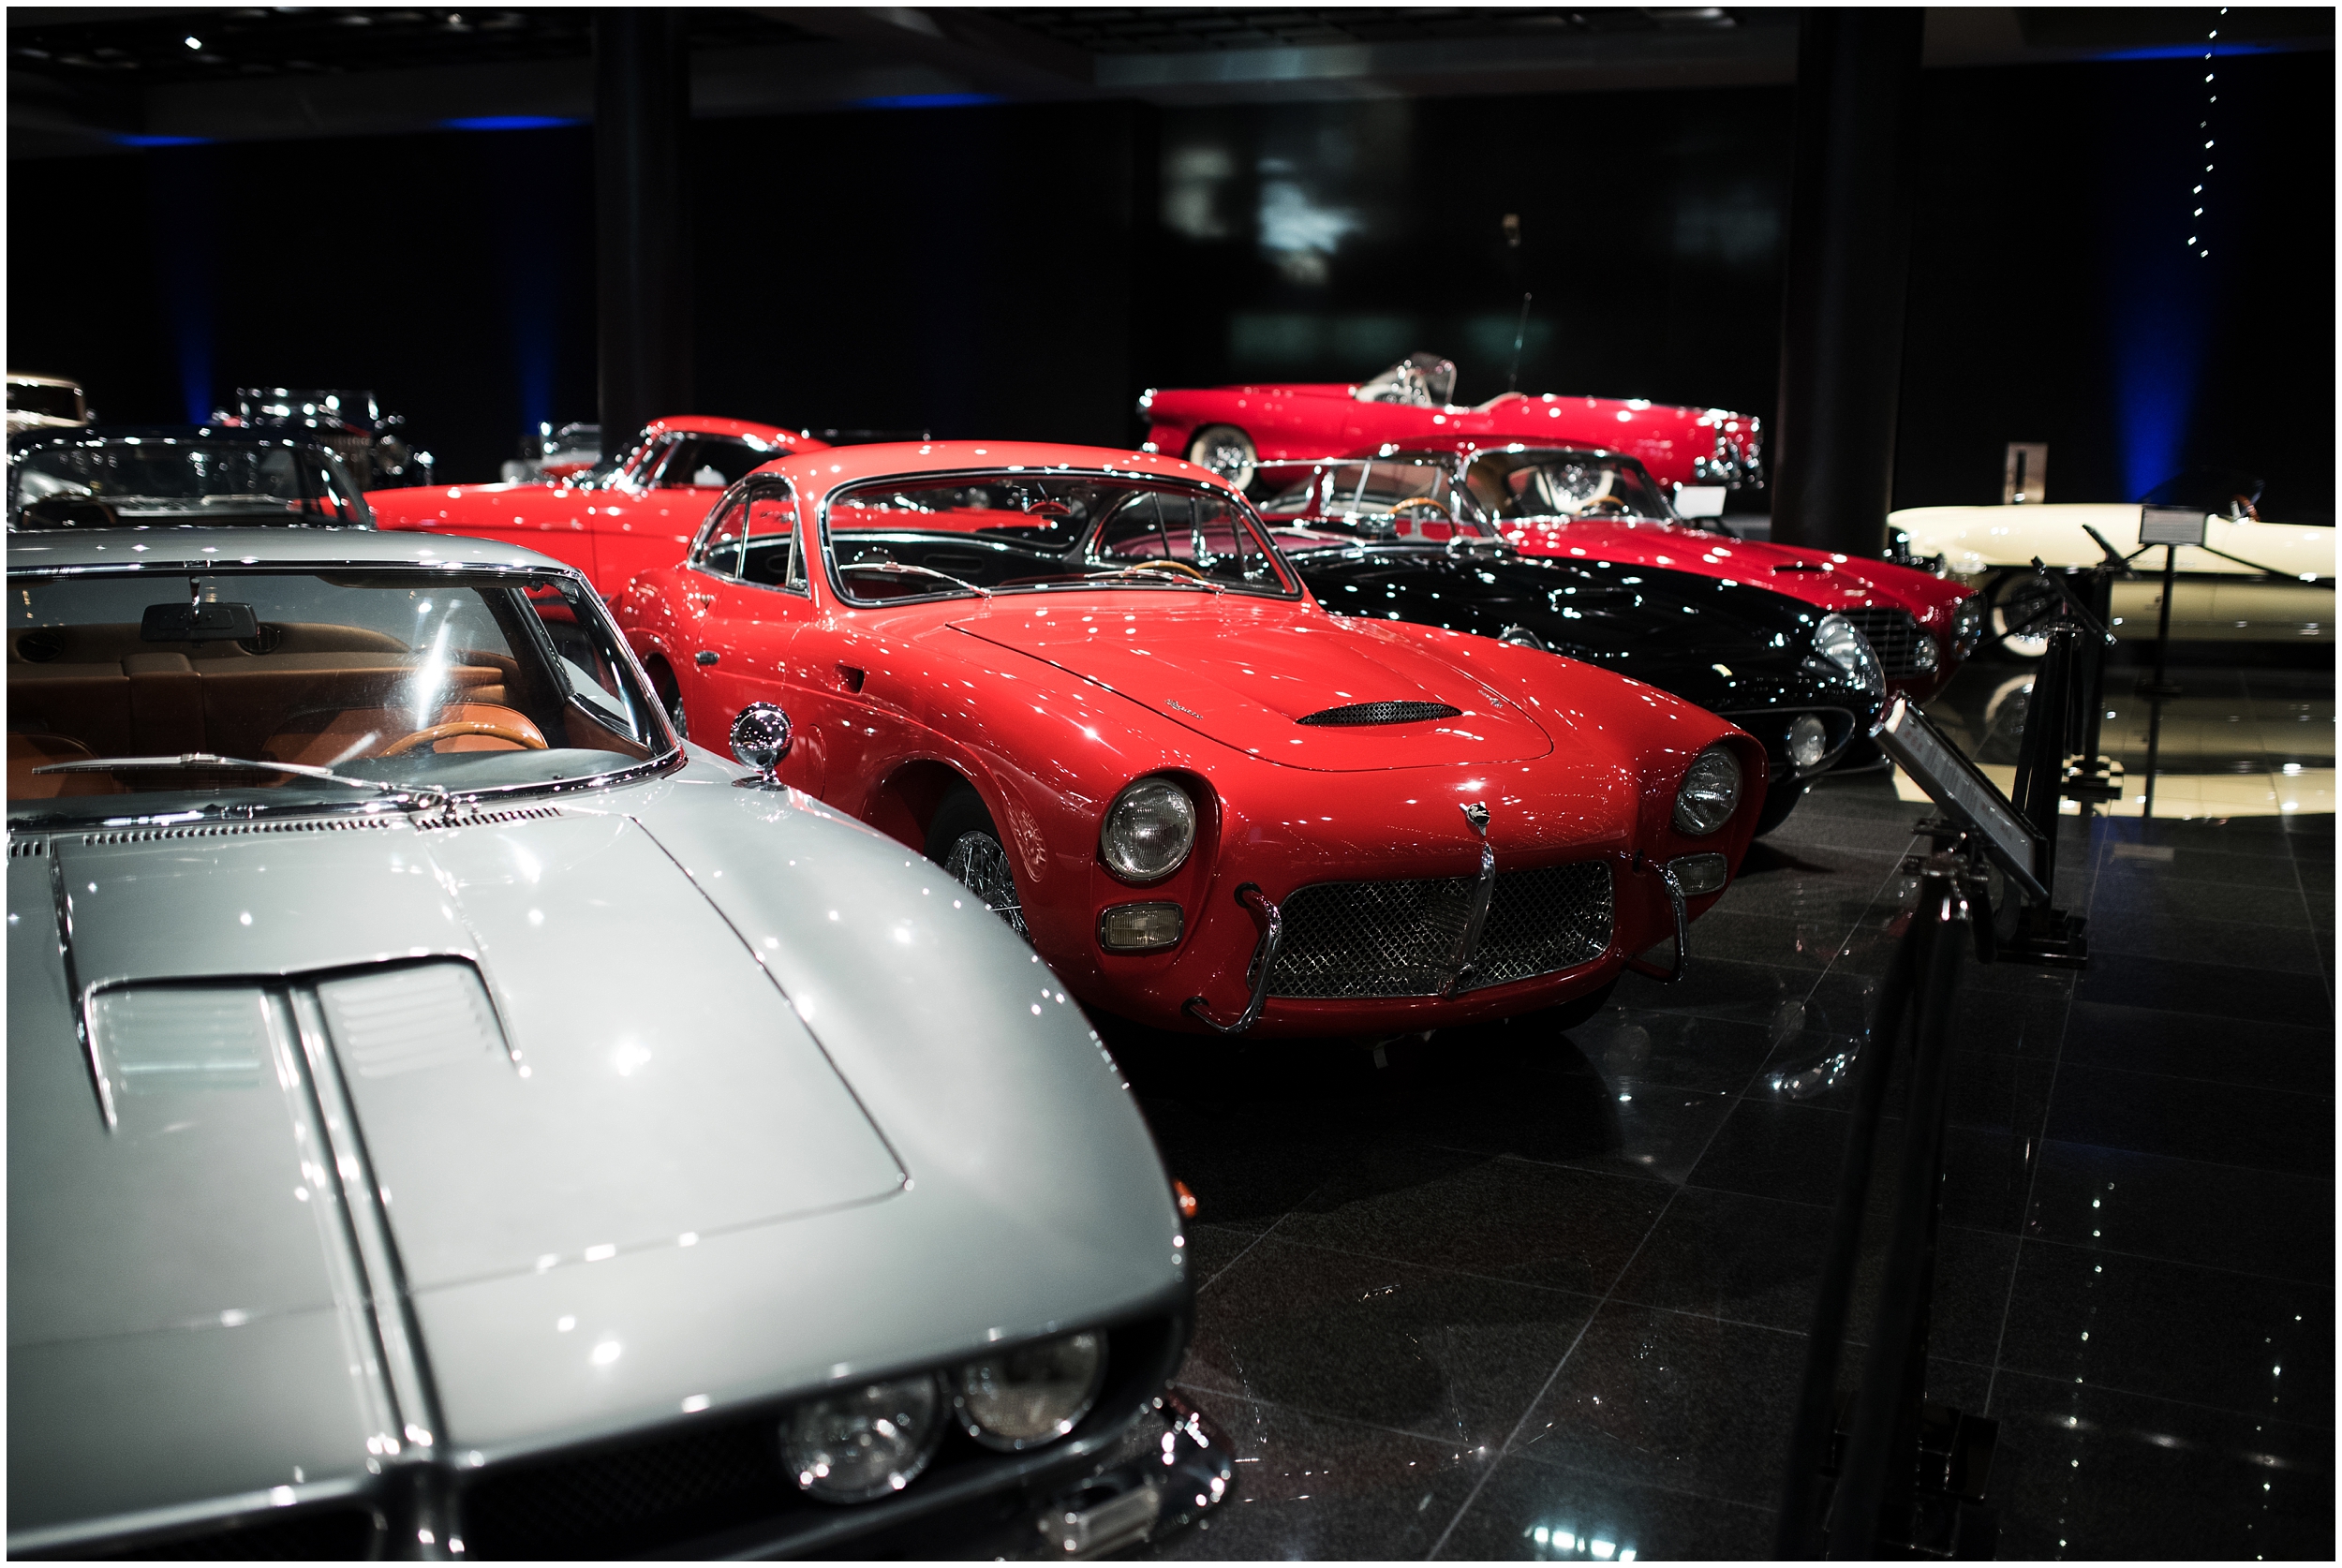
1142,381,1759,492
614,440,1767,1039
367,416,826,597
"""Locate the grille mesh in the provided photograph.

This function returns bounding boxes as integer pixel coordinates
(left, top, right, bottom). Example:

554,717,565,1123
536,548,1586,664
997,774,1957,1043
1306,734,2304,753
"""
1296,701,1461,727
456,1417,793,1560
1462,862,1614,991
1836,607,1930,676
1267,862,1612,998
102,1506,379,1561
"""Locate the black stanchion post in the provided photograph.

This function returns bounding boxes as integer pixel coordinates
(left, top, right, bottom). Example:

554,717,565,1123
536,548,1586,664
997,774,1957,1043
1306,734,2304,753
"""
2138,542,2182,820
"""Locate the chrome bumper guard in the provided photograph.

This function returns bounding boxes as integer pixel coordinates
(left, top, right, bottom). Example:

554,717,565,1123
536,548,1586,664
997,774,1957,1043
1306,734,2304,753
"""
1182,882,1282,1035
1623,861,1690,984
1000,1395,1234,1560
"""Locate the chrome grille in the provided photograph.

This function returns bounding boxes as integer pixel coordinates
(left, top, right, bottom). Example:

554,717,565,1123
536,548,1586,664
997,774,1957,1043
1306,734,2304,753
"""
1267,861,1612,998
1297,700,1461,727
1461,862,1613,991
1837,607,1931,676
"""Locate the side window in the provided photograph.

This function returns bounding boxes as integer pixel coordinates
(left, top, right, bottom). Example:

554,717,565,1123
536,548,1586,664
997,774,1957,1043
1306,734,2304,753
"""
1094,496,1174,560
690,495,748,579
652,436,774,490
740,486,807,594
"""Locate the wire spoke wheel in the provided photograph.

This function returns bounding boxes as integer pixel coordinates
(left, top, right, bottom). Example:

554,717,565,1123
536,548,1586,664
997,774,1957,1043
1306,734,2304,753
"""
1988,572,2059,660
942,828,1030,938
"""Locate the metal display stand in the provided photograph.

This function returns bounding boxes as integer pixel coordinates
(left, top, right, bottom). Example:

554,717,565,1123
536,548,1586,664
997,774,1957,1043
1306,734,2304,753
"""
1775,702,2044,1559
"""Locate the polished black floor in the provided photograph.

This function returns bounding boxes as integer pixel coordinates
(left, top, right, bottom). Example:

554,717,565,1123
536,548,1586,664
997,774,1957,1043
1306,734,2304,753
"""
1116,664,2335,1561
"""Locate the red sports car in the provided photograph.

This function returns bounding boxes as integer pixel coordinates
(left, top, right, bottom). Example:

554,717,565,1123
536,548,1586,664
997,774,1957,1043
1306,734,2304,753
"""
1383,442,1982,704
367,416,827,597
1140,352,1762,497
614,440,1767,1040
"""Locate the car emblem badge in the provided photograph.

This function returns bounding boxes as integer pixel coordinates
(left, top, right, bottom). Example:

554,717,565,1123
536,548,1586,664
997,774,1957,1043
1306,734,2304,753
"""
1460,801,1490,835
1166,698,1201,717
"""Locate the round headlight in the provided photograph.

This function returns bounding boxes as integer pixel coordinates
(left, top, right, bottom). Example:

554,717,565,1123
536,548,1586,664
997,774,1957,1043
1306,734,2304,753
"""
1786,714,1830,774
1100,777,1196,882
1812,614,1886,703
781,1374,947,1503
1674,746,1742,836
954,1330,1106,1451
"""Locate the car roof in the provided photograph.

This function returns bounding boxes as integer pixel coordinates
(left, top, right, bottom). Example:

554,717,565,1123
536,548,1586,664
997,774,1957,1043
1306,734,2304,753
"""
641,415,820,447
5,525,581,576
7,372,81,390
745,439,1235,496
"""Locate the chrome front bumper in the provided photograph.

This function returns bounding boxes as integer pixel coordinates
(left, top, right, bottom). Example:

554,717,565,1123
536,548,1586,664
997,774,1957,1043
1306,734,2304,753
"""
986,1394,1234,1559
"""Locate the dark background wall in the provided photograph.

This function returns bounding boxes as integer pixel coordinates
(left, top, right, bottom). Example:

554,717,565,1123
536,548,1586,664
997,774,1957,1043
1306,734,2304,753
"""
8,50,2330,514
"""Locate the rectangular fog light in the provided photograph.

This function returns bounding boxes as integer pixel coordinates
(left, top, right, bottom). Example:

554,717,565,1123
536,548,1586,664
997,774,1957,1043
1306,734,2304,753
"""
1668,852,1729,898
1099,902,1183,952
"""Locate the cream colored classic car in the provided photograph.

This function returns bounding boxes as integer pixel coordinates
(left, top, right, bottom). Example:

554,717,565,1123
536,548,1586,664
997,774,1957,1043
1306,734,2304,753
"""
1890,473,2334,658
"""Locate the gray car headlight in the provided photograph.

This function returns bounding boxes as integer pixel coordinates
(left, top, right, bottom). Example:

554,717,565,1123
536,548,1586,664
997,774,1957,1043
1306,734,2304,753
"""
1813,614,1886,703
782,1374,947,1503
954,1330,1106,1451
1673,746,1742,836
1100,777,1196,882
1786,714,1831,774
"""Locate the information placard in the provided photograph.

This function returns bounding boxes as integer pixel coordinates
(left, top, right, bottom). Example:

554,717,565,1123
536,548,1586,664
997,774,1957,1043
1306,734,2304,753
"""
2139,506,2208,547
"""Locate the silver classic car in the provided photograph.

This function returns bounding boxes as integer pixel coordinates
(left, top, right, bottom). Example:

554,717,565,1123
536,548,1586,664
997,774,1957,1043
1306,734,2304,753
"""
7,530,1223,1559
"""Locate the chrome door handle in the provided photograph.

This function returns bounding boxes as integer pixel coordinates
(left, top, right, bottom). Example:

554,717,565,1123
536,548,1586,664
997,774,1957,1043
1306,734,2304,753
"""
687,593,717,605
695,651,719,667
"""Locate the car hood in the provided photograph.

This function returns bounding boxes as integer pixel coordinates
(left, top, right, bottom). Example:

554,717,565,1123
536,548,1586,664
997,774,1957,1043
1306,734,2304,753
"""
10,769,1181,1537
948,596,1554,770
1500,519,1959,614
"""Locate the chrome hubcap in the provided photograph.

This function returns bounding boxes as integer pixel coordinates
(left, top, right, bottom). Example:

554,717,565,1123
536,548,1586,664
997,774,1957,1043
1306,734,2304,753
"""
943,830,1028,937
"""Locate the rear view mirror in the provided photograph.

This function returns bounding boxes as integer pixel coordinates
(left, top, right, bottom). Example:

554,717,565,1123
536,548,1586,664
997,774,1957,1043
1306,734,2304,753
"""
142,601,260,642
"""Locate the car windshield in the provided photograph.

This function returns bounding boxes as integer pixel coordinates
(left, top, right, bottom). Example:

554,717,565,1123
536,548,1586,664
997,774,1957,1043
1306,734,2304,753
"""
10,438,369,528
7,565,674,822
1461,451,1677,524
1255,459,1494,550
822,472,1298,604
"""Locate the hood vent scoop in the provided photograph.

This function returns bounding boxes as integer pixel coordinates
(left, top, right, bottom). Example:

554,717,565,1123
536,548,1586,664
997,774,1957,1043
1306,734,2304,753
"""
9,838,46,858
412,805,565,832
1297,701,1463,728
81,817,402,847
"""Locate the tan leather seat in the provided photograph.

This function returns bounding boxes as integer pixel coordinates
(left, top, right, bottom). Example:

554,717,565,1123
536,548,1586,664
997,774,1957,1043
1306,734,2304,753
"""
261,703,547,767
8,732,124,798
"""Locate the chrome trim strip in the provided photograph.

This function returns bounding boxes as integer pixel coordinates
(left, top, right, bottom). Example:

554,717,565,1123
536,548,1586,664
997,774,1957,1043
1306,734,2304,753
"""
1624,862,1690,985
290,987,448,1465
46,841,113,1130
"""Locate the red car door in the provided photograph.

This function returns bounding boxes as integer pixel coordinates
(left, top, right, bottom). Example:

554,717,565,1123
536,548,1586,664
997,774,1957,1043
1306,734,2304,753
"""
674,483,829,791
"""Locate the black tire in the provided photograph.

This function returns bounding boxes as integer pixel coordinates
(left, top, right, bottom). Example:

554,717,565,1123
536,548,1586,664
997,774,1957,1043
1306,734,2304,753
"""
925,785,1030,938
1985,569,2058,661
645,658,688,741
1185,424,1258,491
1752,776,1806,837
1550,976,1618,1032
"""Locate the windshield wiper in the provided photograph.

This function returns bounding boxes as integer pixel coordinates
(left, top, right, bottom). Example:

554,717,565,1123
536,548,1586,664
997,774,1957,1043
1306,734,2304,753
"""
1081,565,1224,592
34,754,448,802
837,560,992,598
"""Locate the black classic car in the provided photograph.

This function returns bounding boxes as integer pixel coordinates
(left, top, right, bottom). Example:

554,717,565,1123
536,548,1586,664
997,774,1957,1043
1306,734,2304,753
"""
1257,457,1886,836
215,388,432,489
7,426,373,532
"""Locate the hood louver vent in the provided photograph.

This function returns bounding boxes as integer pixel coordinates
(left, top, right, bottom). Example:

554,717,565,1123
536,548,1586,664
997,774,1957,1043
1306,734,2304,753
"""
8,838,47,858
412,806,565,832
1297,701,1462,728
81,817,402,847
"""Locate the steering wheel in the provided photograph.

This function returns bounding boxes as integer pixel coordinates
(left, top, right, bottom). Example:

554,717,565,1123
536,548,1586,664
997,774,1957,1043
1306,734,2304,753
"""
1579,494,1633,514
381,720,548,756
1389,496,1452,522
1099,557,1213,581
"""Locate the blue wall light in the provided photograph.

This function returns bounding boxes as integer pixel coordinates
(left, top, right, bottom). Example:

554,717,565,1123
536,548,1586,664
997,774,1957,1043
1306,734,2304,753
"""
856,93,1002,111
117,134,210,147
445,115,583,132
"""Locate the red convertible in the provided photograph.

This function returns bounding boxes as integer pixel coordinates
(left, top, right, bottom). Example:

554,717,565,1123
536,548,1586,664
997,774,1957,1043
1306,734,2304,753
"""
1380,442,1982,704
366,415,826,597
1141,352,1762,497
614,440,1767,1040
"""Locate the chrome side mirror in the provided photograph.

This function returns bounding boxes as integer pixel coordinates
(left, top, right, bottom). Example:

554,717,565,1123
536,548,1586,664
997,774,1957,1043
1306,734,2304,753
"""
729,703,793,786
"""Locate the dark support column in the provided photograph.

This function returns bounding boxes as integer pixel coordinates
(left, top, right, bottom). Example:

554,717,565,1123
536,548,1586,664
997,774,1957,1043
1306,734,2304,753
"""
1770,8,1925,557
595,9,692,442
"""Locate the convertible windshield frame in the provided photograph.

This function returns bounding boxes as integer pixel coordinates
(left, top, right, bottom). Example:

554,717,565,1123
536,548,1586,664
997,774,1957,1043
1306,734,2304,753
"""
7,434,375,531
5,559,686,830
816,466,1303,608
